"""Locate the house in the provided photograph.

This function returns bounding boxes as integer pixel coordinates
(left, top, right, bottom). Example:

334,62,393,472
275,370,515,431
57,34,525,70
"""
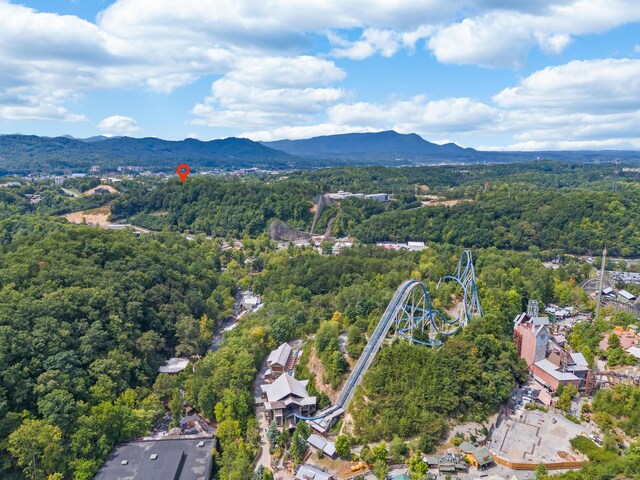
467,447,495,470
265,343,293,381
159,358,190,374
295,464,334,480
261,373,316,427
307,434,336,458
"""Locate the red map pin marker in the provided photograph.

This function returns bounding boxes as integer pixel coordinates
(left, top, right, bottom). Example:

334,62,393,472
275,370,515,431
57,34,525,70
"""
176,163,190,184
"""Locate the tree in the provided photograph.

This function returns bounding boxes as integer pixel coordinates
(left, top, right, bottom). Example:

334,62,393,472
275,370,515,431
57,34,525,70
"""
153,373,180,404
254,465,265,480
320,241,333,255
535,463,548,478
7,419,63,480
267,421,279,446
372,442,389,463
557,392,572,412
389,435,407,463
603,433,618,453
199,313,215,341
335,434,351,458
289,432,307,464
176,314,205,356
217,418,242,450
294,419,311,440
408,453,427,479
169,389,183,428
373,459,389,480
37,389,77,431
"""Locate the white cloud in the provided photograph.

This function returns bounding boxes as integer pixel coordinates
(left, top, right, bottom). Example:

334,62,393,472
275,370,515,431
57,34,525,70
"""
634,44,640,53
329,26,433,60
97,115,140,134
243,124,377,142
241,57,640,150
228,56,345,88
1,0,640,151
428,0,640,67
535,33,572,54
428,13,533,68
327,96,498,133
493,59,640,113
190,56,347,129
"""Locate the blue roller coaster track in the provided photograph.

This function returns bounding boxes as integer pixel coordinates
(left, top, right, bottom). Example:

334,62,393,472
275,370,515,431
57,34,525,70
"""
291,250,483,426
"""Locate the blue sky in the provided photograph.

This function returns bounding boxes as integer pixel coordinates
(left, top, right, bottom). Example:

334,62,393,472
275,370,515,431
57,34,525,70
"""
1,0,640,149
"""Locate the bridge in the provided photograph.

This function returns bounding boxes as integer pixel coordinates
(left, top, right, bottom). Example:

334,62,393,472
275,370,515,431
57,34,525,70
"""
292,250,483,431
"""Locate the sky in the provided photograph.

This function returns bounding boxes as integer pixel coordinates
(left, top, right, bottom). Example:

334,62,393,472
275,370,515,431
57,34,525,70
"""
1,0,640,150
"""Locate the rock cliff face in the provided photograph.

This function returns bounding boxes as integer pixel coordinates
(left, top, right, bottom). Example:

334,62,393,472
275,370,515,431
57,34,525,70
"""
269,220,312,241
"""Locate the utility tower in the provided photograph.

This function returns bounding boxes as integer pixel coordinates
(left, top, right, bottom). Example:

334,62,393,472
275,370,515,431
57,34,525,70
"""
612,159,620,192
594,247,607,320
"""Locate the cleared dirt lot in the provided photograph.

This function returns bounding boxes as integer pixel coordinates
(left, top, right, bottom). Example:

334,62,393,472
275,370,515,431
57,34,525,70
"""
83,185,118,195
64,205,111,226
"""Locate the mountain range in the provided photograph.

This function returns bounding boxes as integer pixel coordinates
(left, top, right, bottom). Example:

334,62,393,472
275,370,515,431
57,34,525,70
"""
1,130,639,174
262,130,477,162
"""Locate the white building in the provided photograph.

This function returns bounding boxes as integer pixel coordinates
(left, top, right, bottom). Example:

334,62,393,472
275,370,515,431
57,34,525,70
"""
240,290,262,310
618,290,637,302
332,239,354,255
158,358,190,374
295,464,334,480
307,434,336,458
406,241,427,251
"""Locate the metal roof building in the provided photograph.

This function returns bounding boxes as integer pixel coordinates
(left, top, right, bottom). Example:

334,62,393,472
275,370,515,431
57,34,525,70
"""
158,358,190,374
95,438,215,480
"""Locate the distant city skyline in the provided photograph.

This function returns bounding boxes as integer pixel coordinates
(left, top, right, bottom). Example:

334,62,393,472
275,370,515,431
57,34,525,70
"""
1,0,640,150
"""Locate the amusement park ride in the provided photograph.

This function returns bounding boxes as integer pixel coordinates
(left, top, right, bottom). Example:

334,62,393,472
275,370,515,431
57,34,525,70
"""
292,250,483,430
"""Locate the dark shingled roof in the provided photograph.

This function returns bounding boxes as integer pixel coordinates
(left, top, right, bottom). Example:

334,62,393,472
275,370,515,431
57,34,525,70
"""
95,438,215,480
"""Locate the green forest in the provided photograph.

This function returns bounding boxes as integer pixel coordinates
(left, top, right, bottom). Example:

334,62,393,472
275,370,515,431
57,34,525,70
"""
104,161,640,255
1,161,640,479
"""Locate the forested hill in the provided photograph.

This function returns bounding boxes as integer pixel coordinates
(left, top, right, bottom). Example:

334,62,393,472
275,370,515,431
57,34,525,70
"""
0,135,301,174
108,161,640,256
263,130,476,162
264,130,640,163
3,132,640,175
